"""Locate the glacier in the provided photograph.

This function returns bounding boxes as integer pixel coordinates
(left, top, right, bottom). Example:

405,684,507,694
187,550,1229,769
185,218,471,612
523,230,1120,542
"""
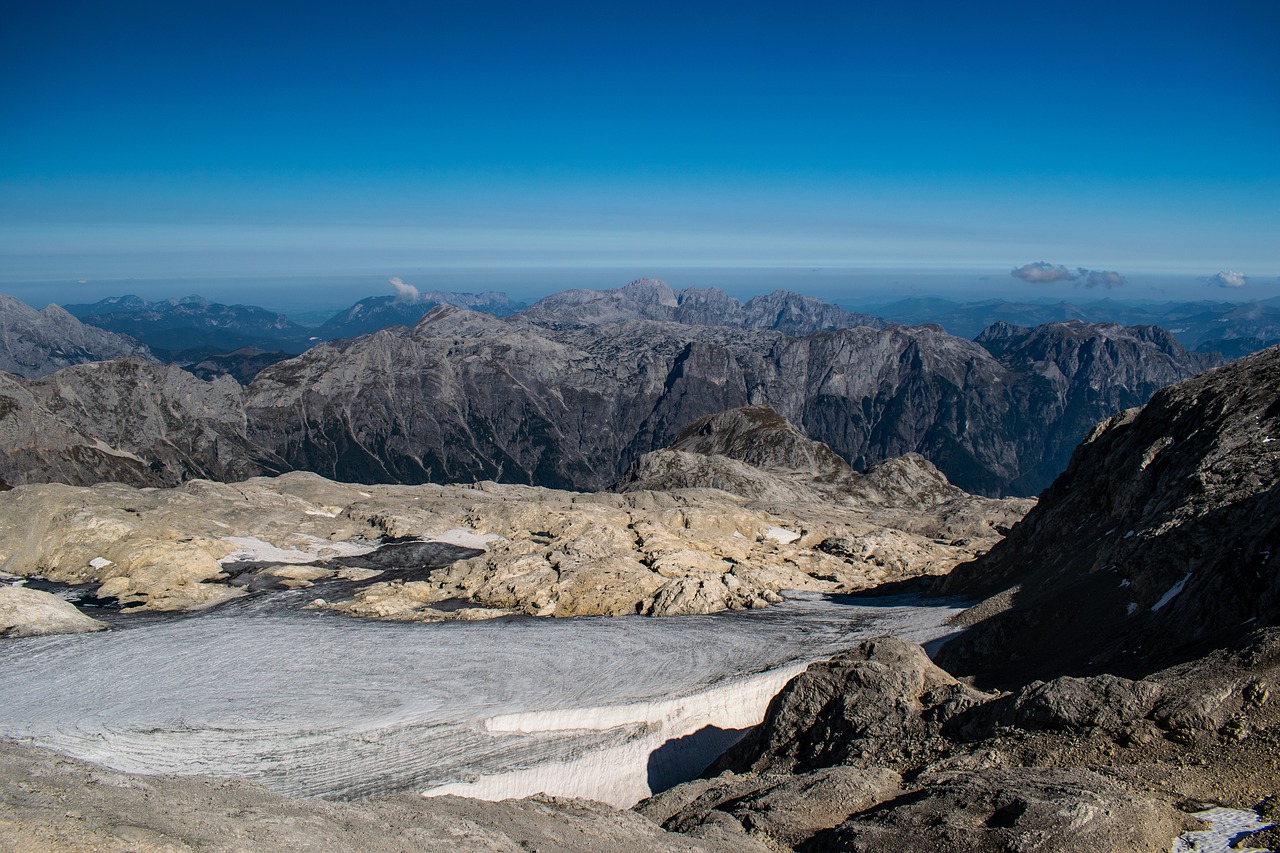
0,588,963,808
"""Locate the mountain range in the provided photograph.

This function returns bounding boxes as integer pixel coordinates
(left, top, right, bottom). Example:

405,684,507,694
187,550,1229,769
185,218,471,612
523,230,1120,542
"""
0,280,1220,497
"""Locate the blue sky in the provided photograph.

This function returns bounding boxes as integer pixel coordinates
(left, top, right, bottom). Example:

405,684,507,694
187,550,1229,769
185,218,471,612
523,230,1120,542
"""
2,0,1278,305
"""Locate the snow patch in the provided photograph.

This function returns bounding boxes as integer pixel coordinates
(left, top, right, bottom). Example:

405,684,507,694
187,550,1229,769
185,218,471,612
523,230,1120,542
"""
88,557,113,570
764,527,801,544
218,535,377,565
1126,602,1138,616
426,529,503,550
1123,530,1135,539
1152,571,1193,612
1171,806,1274,852
304,509,338,518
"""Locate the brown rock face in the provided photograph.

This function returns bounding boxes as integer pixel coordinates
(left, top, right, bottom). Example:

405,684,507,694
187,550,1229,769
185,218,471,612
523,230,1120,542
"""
936,344,1280,687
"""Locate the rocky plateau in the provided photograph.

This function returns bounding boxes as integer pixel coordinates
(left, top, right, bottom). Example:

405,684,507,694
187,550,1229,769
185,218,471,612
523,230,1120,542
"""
0,405,1027,620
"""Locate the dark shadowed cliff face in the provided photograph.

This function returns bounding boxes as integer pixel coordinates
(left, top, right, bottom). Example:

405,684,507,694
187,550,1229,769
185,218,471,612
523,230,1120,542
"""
936,344,1280,687
243,307,1214,496
975,320,1221,494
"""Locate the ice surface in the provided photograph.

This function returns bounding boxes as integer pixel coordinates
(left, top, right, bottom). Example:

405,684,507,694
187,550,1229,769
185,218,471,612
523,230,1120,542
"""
1171,807,1274,852
0,590,963,807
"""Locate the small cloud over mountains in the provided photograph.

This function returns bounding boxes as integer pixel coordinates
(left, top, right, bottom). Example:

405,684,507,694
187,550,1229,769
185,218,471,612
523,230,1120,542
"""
389,276,420,301
1012,262,1076,283
1208,270,1247,288
1079,269,1127,289
1011,262,1127,288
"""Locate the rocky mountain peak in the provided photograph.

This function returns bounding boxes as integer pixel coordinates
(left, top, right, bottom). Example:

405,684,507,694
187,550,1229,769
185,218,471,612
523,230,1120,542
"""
0,293,155,379
412,303,514,337
620,278,679,307
670,405,852,477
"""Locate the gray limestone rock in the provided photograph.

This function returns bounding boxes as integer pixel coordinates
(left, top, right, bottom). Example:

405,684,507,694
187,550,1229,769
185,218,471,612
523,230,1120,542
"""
245,308,1213,497
0,586,108,637
0,294,154,379
812,767,1179,853
0,359,287,489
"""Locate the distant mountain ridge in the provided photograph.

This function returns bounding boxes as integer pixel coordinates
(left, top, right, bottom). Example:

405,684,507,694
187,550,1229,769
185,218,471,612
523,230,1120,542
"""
867,295,1280,355
63,294,316,358
315,290,524,339
522,278,886,335
0,288,1223,497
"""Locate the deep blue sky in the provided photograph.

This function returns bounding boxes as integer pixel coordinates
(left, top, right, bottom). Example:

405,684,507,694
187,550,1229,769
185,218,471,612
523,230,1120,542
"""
2,0,1278,305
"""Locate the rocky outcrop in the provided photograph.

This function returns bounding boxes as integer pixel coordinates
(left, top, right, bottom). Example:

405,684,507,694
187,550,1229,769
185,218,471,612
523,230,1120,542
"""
0,741,761,853
657,405,854,477
245,307,1213,496
0,358,286,490
645,630,1280,851
935,344,1280,686
0,586,107,637
0,294,153,379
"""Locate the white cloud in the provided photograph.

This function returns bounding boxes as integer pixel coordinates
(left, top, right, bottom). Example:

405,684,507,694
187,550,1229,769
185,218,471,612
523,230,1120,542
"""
389,276,420,301
1208,270,1247,288
1011,262,1127,288
1080,269,1127,289
1011,262,1077,283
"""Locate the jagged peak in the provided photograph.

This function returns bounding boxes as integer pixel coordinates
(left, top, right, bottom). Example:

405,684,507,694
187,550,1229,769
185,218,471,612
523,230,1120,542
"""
620,278,678,306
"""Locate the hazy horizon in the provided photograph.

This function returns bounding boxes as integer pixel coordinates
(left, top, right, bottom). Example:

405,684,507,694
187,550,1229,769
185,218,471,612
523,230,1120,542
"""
5,266,1278,320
